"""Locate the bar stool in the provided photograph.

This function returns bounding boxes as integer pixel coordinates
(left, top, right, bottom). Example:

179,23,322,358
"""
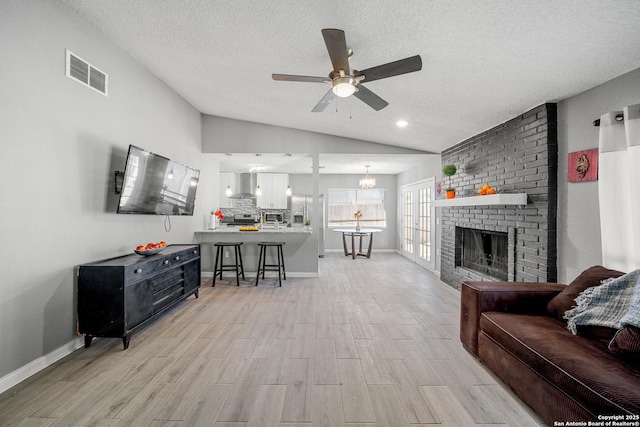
212,242,245,286
256,242,286,287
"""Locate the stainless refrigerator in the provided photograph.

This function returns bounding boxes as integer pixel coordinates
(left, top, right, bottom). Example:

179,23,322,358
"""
290,194,325,257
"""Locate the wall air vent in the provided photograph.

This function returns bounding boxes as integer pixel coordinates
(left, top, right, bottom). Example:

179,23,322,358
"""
65,49,108,96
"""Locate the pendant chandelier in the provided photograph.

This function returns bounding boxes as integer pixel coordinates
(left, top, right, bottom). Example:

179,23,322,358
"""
359,164,376,189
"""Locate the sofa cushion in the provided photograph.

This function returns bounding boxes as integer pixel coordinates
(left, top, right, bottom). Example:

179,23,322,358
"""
609,325,640,360
576,325,617,344
546,266,625,321
480,312,640,415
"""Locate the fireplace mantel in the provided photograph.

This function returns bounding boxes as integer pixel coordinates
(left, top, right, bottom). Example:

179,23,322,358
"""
434,193,528,207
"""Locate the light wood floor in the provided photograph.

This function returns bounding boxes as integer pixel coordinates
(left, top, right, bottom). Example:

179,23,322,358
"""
0,253,544,427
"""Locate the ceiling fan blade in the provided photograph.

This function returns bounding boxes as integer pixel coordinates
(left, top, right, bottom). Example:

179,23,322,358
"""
272,74,331,83
321,28,350,74
353,85,388,111
312,89,337,112
354,55,422,83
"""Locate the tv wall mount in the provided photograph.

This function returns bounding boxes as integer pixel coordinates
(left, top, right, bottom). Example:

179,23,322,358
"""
114,171,124,194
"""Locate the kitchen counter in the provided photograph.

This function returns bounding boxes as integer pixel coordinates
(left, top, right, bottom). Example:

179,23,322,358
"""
198,226,311,234
194,226,318,277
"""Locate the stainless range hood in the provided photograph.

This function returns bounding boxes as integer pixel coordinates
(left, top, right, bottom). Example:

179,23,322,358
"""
229,173,257,199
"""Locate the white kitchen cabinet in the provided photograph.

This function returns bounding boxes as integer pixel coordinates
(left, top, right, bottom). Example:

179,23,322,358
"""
256,173,289,208
219,172,237,207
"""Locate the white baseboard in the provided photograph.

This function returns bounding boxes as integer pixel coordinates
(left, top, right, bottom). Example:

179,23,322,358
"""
324,248,400,253
0,337,85,394
285,272,320,278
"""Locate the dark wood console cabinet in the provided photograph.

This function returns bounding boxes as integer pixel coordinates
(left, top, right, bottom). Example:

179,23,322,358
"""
77,244,201,349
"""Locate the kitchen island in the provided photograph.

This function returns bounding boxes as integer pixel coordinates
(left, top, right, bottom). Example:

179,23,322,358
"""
194,226,318,278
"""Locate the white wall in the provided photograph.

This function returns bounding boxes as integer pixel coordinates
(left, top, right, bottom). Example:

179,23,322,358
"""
557,68,640,283
396,157,443,187
0,0,214,382
202,115,435,155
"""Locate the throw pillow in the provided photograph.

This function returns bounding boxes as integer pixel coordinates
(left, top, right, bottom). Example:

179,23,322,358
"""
546,265,625,321
609,325,640,358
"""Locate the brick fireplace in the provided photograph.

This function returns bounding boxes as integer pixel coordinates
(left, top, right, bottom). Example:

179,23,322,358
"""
457,227,513,281
439,104,557,289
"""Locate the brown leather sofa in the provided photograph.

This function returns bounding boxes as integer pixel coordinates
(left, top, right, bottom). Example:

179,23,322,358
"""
460,279,640,426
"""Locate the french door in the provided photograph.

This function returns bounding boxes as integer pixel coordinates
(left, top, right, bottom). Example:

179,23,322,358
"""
401,178,435,271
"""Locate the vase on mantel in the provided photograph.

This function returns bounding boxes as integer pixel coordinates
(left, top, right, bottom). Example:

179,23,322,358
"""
356,219,361,232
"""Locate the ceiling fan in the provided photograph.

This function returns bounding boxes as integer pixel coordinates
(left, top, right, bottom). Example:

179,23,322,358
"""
272,28,422,112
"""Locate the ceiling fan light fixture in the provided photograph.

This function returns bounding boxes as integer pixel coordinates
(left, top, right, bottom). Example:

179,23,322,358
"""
274,29,422,112
332,76,356,98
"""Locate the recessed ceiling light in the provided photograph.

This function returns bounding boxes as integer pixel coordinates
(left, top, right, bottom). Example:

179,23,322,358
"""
396,120,409,128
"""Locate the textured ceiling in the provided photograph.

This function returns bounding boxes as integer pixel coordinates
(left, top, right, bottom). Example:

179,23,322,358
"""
62,0,640,157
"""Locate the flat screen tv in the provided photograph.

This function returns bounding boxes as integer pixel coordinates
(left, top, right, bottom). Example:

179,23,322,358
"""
117,145,200,215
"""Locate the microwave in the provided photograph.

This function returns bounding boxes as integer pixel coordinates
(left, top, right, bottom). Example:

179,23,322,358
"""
264,212,284,223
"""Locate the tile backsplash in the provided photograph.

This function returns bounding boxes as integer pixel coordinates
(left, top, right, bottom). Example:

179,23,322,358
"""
218,200,289,222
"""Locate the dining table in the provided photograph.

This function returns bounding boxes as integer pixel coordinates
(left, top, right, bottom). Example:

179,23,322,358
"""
333,228,382,259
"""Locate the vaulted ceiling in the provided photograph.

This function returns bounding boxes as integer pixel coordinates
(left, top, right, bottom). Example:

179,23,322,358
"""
63,0,640,155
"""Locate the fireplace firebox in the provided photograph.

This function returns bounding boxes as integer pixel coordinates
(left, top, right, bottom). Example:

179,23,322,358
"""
458,228,509,280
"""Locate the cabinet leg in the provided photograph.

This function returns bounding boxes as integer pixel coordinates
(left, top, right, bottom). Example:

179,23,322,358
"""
122,334,131,350
194,289,199,298
84,336,93,348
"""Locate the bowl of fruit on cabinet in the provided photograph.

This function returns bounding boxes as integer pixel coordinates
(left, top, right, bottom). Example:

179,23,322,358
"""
134,241,167,256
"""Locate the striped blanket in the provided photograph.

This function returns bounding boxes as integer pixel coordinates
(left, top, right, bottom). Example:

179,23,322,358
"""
564,269,640,334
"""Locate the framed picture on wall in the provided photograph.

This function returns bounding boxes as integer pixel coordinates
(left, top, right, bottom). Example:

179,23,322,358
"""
435,181,444,199
568,148,598,182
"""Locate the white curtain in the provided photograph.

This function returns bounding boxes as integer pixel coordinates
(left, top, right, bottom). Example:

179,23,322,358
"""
626,104,640,269
598,104,640,272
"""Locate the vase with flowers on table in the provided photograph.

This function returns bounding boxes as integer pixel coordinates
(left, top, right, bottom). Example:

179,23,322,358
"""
354,209,362,231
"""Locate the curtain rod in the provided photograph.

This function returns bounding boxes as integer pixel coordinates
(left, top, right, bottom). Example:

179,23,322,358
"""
593,113,624,127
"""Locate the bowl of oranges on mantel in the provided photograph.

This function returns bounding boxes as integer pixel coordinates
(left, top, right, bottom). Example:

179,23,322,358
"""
134,241,167,256
478,184,496,196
